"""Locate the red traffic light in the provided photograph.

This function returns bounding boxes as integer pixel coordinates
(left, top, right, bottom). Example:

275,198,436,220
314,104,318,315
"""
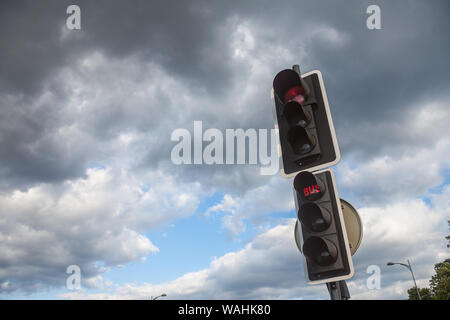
284,85,305,104
272,67,341,176
273,69,310,104
293,171,325,201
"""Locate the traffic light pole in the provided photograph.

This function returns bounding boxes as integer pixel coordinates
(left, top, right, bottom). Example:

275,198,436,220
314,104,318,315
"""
326,280,350,300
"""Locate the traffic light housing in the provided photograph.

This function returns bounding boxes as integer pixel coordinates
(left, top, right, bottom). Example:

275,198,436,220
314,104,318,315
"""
293,168,353,284
272,67,340,177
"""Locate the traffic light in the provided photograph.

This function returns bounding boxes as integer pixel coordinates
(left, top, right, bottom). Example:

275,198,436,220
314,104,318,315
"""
272,66,340,177
293,168,353,284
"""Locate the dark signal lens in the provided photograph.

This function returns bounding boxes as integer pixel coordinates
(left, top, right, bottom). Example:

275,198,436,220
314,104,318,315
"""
299,203,332,232
303,237,338,266
284,101,310,128
287,126,315,155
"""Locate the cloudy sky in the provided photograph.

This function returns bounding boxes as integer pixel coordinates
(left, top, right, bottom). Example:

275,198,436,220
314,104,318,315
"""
0,0,449,299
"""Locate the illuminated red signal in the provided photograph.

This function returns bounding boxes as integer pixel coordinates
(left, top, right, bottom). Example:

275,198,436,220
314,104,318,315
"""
303,184,321,197
294,171,325,202
284,85,305,104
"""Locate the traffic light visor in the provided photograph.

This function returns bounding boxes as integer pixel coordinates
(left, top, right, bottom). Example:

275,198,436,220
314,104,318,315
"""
273,69,304,103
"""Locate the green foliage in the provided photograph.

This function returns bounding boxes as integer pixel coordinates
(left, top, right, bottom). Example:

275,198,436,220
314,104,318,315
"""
407,221,450,300
407,259,450,300
407,287,432,300
429,259,450,300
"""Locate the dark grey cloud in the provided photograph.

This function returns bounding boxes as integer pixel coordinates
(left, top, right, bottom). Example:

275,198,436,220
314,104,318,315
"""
0,0,235,95
0,1,66,95
311,1,450,160
0,1,450,189
2,0,450,192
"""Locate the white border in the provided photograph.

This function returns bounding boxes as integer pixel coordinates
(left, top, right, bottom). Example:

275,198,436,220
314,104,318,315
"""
294,168,354,285
272,70,341,177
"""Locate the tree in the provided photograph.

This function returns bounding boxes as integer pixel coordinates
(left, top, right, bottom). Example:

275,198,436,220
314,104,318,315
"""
407,287,432,300
407,221,450,300
429,259,450,300
407,260,450,300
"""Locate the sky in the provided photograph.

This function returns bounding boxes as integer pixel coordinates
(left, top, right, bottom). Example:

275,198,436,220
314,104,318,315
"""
0,0,449,300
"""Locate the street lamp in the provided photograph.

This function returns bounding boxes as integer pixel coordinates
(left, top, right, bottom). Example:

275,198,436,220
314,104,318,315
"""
151,293,167,300
387,260,421,300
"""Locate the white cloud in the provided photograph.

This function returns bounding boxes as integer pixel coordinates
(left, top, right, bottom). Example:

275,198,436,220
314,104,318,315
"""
0,165,204,293
206,194,238,215
309,25,351,48
232,23,256,60
205,176,294,236
61,220,306,300
61,182,449,300
336,106,450,206
359,200,442,245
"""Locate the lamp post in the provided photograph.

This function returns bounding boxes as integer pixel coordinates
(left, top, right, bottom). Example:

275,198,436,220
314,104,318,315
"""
387,260,421,300
151,293,167,300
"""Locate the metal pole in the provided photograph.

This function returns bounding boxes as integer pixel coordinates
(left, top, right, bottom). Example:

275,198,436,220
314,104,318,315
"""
407,260,421,300
339,280,351,300
326,281,342,300
326,280,350,300
291,65,311,97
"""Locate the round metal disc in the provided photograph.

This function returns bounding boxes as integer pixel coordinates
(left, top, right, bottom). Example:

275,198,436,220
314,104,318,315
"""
294,219,302,253
294,198,363,256
340,199,363,255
